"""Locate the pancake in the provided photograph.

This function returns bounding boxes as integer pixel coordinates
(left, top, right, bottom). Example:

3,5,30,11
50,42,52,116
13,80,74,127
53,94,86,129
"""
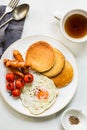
42,48,65,77
25,41,55,72
50,60,73,88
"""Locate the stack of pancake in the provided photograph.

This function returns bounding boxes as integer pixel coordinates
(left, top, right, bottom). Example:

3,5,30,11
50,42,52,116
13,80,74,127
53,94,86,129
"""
25,41,73,88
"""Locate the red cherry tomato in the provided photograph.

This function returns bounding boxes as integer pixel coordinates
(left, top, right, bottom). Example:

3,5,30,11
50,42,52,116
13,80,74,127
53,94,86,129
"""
15,78,25,89
6,82,14,91
6,73,15,82
12,89,21,97
24,73,34,83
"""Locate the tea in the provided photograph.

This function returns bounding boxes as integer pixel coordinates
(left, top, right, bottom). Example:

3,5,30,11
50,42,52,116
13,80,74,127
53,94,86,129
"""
64,14,87,38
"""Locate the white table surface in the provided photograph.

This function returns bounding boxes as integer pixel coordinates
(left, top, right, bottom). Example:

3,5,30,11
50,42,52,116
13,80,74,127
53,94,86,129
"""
0,0,87,129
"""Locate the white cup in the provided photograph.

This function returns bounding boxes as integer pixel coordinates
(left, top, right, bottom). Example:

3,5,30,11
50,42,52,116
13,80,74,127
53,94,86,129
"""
54,9,87,43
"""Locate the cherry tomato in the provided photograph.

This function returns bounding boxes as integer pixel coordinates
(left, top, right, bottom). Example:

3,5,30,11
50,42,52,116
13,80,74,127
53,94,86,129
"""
6,73,15,82
6,82,14,91
24,73,34,83
12,89,21,97
15,78,25,89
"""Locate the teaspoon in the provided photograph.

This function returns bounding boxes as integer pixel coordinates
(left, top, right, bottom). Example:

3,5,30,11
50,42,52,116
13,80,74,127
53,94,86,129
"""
0,4,29,29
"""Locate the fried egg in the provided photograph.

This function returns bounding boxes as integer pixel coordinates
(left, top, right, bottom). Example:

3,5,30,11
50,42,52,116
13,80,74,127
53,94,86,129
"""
20,71,58,115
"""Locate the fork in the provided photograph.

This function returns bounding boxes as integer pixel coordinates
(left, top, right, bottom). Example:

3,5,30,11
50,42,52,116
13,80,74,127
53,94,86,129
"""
0,0,20,21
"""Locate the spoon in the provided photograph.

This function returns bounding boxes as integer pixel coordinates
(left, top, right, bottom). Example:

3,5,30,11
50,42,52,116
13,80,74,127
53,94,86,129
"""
0,4,29,29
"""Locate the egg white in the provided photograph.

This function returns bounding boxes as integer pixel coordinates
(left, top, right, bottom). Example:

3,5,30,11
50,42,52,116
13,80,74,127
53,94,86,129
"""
20,71,58,115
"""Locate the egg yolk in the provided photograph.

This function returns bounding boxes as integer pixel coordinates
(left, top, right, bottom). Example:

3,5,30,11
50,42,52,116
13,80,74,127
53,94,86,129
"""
35,89,49,99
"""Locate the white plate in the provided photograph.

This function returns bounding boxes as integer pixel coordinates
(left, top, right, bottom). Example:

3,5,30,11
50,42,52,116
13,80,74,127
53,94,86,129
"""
0,35,78,117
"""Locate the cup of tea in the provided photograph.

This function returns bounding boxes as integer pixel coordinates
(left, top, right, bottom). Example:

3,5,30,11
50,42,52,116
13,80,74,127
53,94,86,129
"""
54,9,87,43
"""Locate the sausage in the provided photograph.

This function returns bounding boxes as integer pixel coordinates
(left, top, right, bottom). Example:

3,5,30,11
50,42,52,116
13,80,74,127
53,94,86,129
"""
5,60,25,68
4,50,29,75
22,66,29,74
13,50,24,62
13,50,29,73
4,59,16,65
9,67,24,77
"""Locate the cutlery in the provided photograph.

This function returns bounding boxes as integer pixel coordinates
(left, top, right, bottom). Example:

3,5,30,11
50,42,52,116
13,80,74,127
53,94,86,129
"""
0,0,20,21
0,4,29,29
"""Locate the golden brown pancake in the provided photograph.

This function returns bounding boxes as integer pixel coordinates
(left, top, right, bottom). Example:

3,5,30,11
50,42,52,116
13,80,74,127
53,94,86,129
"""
42,48,65,77
50,60,73,88
25,41,55,72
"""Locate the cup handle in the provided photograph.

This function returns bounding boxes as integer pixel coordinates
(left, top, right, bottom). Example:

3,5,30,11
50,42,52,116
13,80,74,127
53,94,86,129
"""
53,10,61,21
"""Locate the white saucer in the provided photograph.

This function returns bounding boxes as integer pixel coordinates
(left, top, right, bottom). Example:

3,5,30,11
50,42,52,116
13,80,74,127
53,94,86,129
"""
61,108,87,130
